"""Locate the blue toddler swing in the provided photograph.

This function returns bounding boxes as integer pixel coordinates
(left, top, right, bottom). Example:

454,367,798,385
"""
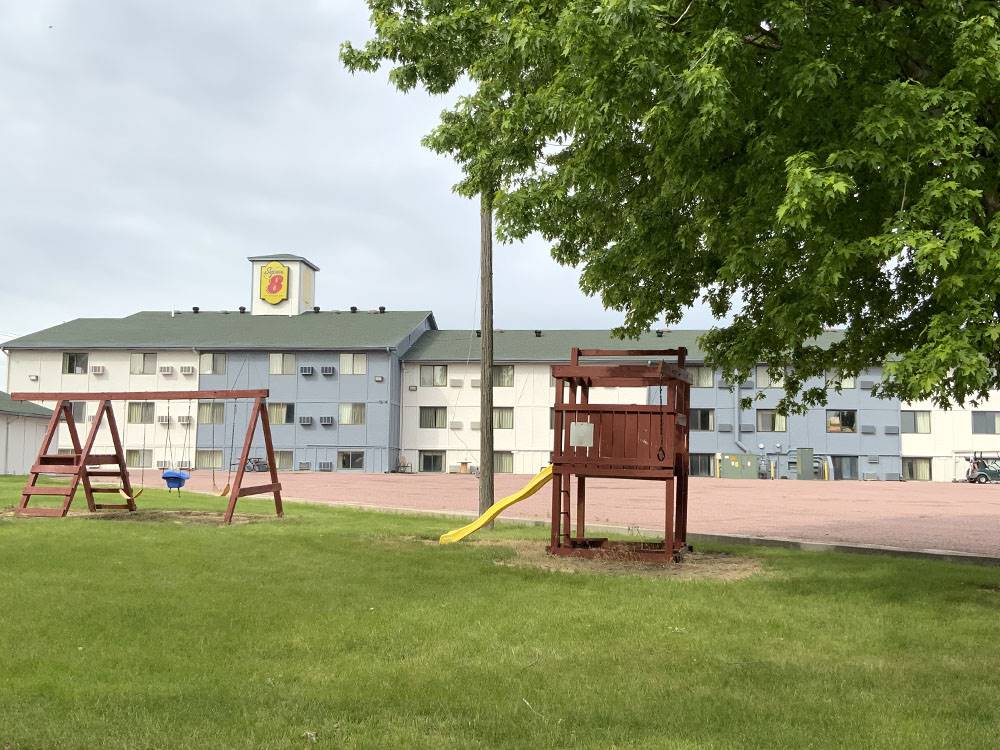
161,400,191,493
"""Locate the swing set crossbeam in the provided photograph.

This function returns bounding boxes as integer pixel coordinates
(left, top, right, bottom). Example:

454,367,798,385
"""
10,389,282,525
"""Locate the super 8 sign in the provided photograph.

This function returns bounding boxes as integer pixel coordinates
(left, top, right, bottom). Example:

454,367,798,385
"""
260,261,290,305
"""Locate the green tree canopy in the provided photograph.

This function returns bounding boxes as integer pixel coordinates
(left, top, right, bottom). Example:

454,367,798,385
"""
343,0,1000,410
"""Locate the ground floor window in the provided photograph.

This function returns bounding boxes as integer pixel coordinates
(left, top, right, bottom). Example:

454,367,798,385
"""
339,451,365,470
494,452,514,473
689,453,715,477
419,451,445,473
195,449,223,470
831,455,859,480
273,450,293,471
126,449,152,468
902,457,932,481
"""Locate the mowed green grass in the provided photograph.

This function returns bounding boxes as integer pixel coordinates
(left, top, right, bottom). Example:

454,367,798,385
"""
2,476,1000,749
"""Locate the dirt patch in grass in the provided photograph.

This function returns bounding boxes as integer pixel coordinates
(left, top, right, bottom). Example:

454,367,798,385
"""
1,507,280,526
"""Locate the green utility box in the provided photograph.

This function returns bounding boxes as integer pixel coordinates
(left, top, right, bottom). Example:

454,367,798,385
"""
719,453,758,480
796,448,815,480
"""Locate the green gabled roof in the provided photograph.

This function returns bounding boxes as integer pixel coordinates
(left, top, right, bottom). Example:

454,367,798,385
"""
2,310,436,351
0,391,52,419
402,329,710,363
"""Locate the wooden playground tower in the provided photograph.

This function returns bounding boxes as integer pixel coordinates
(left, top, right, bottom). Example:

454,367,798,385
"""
10,389,283,524
550,347,691,562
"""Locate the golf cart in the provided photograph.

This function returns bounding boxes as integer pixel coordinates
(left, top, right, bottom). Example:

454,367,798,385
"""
965,454,1000,484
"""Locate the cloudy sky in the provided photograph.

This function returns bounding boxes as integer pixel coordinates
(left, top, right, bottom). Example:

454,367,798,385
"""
0,1,715,386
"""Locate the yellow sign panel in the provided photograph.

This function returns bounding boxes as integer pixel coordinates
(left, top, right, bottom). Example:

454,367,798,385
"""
259,261,290,305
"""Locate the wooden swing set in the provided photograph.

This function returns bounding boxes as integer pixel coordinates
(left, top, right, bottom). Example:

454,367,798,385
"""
9,389,283,524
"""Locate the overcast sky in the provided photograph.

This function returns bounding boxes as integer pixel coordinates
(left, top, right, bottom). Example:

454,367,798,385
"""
0,1,716,386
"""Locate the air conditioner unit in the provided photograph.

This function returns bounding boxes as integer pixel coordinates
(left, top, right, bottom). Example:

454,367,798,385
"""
177,415,193,425
449,378,463,387
298,461,312,471
321,365,336,376
318,461,334,472
471,421,481,430
471,379,481,388
90,365,105,375
863,472,879,481
156,460,171,469
448,464,461,473
319,416,335,426
867,455,880,464
158,365,174,375
157,415,171,425
179,365,196,376
449,421,463,430
299,416,313,425
177,461,193,470
299,365,315,376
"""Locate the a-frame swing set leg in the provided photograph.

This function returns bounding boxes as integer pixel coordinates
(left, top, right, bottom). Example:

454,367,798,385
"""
223,396,283,525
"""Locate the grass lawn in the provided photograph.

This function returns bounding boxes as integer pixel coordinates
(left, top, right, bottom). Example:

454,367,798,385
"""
2,475,1000,749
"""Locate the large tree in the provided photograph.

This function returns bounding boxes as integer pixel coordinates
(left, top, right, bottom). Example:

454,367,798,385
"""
343,1,1000,410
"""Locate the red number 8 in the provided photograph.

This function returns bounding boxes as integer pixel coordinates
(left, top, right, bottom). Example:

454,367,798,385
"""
267,275,284,294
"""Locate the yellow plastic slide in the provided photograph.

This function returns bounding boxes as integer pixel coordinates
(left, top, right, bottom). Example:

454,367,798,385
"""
439,464,554,545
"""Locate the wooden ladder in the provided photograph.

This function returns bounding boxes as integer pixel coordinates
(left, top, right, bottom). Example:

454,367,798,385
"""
18,399,137,517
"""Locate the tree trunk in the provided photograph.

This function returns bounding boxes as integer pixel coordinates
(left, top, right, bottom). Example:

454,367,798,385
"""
479,193,495,516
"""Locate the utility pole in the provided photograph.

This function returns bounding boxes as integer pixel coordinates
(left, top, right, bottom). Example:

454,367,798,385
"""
479,192,494,516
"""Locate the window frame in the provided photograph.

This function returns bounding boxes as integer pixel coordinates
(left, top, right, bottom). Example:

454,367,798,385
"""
269,352,297,376
199,352,227,375
273,450,294,471
902,457,932,481
125,448,153,468
419,406,447,429
755,409,787,432
494,452,514,474
338,402,366,426
127,401,155,425
338,450,365,470
493,406,514,429
62,352,89,375
195,449,223,470
756,365,785,390
689,453,715,477
688,366,715,388
420,364,448,387
419,450,445,473
972,411,1000,435
129,352,157,375
900,410,931,434
197,401,225,425
339,352,368,375
689,408,715,432
492,365,514,387
826,409,857,433
267,402,296,425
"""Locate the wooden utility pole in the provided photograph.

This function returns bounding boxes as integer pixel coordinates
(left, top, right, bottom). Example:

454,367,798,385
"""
479,193,495,515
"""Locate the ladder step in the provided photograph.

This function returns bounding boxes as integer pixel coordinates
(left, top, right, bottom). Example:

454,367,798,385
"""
22,486,74,496
85,454,121,465
16,507,67,517
31,464,80,475
38,454,78,465
94,503,131,510
86,470,124,477
91,487,123,493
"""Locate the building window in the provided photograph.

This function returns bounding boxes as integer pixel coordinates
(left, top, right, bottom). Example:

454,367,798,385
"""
419,450,445,472
900,410,931,434
273,450,293,471
340,352,367,375
420,365,448,387
419,406,447,429
688,366,714,388
69,401,87,423
339,403,366,426
902,457,932,481
62,352,88,374
689,453,715,477
129,352,157,375
127,402,155,424
195,449,223,469
125,449,152,468
267,403,295,425
197,401,225,425
493,365,514,387
269,353,297,375
756,409,787,432
690,408,714,431
338,451,365,470
826,410,857,433
494,452,514,473
199,352,227,375
972,411,1000,435
828,372,856,389
831,455,859,480
493,407,514,429
756,365,785,389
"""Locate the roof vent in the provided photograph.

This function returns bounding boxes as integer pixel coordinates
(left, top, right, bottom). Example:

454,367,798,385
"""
656,330,663,338
350,306,358,313
379,306,386,314
238,306,246,314
534,330,542,337
476,330,482,337
192,306,200,314
313,306,320,313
